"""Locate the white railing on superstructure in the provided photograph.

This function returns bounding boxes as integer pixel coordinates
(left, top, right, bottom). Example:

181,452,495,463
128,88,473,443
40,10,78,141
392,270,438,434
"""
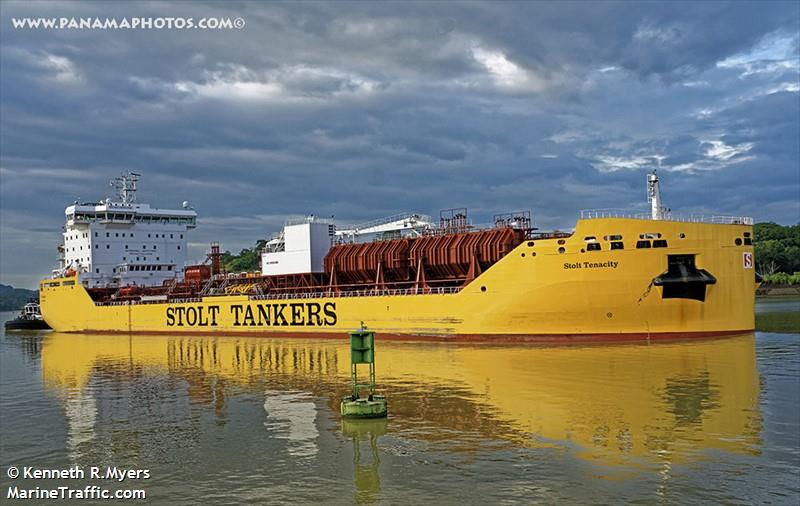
337,212,433,234
579,209,753,225
284,216,336,226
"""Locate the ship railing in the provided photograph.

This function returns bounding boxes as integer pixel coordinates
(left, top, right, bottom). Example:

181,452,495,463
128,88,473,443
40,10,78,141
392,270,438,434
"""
284,216,336,226
249,286,461,301
579,209,753,225
95,296,204,307
337,212,433,233
94,286,462,306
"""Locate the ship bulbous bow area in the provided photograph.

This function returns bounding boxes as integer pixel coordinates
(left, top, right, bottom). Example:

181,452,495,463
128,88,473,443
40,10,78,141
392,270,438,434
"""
653,254,717,302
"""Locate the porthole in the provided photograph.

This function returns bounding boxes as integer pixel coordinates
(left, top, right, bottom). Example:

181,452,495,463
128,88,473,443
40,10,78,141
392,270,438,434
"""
558,247,566,254
521,253,526,257
527,241,535,247
735,238,742,246
480,286,487,292
679,233,686,239
558,239,566,245
531,252,536,257
580,248,585,253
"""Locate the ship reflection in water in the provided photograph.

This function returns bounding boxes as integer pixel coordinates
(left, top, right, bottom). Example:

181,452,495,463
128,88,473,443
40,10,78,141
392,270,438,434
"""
36,332,764,502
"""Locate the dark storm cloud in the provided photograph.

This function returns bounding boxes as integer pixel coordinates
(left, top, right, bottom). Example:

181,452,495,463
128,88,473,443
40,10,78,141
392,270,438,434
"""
1,0,798,287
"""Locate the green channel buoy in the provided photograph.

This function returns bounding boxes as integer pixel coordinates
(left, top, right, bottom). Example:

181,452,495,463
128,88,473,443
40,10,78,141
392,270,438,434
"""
341,324,388,419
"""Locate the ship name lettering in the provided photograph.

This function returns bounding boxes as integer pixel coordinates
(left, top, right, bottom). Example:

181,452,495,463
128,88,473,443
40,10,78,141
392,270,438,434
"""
290,303,305,325
273,304,289,326
166,305,220,327
228,302,337,327
563,261,619,270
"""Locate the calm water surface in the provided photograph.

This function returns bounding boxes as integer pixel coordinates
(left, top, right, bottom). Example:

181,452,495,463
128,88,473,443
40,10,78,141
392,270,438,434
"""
1,301,798,505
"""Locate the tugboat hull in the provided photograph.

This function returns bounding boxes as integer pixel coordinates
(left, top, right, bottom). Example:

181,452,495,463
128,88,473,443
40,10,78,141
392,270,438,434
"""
4,318,51,331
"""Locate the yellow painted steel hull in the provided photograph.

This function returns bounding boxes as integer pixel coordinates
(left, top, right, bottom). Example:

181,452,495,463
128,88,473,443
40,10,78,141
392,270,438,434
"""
40,218,756,341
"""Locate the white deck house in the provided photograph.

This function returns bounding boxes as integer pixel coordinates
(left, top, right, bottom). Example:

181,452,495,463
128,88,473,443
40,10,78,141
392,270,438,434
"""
59,173,197,287
260,213,432,276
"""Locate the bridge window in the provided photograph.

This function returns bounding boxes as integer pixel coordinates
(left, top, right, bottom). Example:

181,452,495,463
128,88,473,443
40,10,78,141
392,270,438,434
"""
604,234,623,241
636,240,651,249
653,239,668,248
610,241,624,250
587,242,601,251
744,237,752,245
640,233,661,239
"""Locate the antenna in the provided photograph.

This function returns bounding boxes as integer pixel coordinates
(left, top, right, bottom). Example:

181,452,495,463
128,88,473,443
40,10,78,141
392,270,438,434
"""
110,172,140,204
647,170,665,220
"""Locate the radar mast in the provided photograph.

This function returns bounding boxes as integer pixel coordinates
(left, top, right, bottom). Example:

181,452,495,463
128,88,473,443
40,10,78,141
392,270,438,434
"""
111,172,141,204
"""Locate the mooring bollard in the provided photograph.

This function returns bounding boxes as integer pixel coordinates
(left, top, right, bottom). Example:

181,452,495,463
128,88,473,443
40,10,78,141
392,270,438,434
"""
340,324,388,419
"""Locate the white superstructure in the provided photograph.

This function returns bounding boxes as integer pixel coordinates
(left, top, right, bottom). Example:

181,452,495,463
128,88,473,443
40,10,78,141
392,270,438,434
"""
260,213,432,276
58,173,197,287
261,217,335,276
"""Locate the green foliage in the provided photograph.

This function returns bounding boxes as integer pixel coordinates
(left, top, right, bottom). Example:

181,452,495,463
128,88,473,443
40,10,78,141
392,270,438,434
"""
221,239,267,273
762,272,800,285
754,222,800,275
0,284,38,311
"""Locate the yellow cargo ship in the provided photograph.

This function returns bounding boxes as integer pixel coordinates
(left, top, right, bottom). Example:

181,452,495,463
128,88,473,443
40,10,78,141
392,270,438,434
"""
40,172,757,342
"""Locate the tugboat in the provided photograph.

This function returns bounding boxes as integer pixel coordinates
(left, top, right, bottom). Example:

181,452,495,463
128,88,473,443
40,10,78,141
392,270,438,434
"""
4,300,51,331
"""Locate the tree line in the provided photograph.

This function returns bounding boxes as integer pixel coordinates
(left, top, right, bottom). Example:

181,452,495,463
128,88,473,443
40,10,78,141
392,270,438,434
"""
754,222,800,284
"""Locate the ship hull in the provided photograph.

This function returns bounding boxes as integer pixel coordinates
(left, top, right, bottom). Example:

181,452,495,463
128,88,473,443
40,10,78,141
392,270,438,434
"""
40,218,756,343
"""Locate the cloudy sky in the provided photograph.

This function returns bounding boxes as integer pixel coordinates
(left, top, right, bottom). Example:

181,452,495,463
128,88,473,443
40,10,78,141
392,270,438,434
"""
1,1,798,288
